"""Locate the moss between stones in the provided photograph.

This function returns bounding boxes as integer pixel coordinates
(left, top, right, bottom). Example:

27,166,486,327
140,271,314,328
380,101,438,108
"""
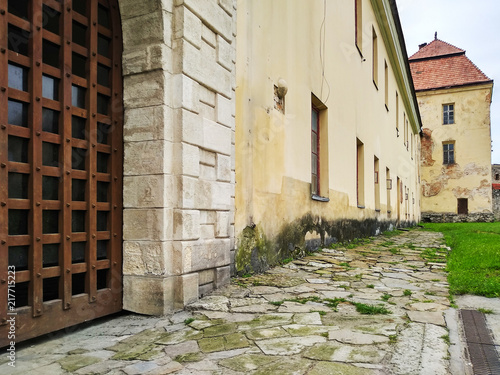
308,361,369,375
203,323,237,337
303,342,340,361
252,356,313,375
236,215,406,276
57,355,101,372
219,354,279,372
174,352,204,363
198,336,225,353
67,348,89,355
224,333,250,350
155,328,204,345
111,343,160,361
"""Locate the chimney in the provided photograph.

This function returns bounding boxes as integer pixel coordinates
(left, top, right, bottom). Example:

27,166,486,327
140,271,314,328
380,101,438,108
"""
419,43,427,50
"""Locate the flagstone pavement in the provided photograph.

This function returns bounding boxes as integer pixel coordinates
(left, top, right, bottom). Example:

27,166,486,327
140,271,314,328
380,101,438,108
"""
1,229,471,374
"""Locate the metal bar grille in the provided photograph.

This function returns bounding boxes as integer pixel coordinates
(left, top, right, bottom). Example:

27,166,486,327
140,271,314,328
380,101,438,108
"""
0,0,122,346
461,309,500,375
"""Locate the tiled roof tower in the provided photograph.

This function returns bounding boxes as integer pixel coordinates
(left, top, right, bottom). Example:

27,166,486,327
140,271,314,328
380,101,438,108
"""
409,37,492,91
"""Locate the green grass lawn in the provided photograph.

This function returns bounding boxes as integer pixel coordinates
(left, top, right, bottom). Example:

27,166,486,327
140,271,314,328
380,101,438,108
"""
422,222,500,297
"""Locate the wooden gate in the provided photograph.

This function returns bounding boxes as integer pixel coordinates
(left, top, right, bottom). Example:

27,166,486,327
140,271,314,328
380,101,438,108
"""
0,0,123,346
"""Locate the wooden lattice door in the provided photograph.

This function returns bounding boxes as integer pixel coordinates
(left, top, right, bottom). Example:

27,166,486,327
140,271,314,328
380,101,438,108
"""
0,0,123,345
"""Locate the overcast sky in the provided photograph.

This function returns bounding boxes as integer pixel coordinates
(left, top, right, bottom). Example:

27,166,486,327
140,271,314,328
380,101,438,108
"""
396,0,500,164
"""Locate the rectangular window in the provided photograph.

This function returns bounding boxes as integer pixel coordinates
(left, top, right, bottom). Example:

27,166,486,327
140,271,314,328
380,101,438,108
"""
311,107,320,196
405,117,409,150
395,92,399,136
384,61,388,109
357,139,364,207
443,104,454,124
386,168,391,215
374,157,380,211
372,27,378,87
355,0,362,53
411,133,413,159
443,142,455,164
311,94,329,200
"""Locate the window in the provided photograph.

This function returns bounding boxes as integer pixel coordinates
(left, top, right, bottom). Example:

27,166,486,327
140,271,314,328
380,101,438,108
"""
374,157,380,211
311,107,320,195
357,139,364,207
443,142,455,164
411,133,413,159
355,0,362,53
443,104,454,124
311,95,329,200
496,173,499,181
384,61,389,109
372,28,378,87
395,92,399,136
386,168,391,215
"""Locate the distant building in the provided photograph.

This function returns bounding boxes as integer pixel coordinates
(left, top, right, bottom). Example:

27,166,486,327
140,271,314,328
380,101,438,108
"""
409,37,494,222
493,165,500,220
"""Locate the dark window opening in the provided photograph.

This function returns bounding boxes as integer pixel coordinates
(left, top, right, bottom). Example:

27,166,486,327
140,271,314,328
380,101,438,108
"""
443,104,454,125
443,143,455,164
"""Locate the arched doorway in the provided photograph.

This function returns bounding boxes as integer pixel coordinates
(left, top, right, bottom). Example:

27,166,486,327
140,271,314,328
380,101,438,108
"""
0,0,123,345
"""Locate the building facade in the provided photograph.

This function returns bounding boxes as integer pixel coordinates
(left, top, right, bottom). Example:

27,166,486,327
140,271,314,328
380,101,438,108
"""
234,0,422,274
410,38,494,223
0,0,421,345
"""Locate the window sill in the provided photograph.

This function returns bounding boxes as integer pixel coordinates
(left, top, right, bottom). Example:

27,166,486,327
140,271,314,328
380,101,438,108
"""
312,194,330,202
357,205,365,209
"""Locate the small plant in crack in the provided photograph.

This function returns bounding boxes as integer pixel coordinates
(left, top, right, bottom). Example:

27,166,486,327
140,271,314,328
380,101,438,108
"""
353,302,391,315
403,289,412,297
381,293,391,302
478,308,494,314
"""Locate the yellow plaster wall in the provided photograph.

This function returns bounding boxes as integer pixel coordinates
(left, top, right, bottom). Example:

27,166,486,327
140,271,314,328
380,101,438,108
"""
235,0,421,244
418,84,493,214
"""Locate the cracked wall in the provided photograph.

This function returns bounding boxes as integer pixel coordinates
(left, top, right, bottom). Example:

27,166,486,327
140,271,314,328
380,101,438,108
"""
418,84,493,218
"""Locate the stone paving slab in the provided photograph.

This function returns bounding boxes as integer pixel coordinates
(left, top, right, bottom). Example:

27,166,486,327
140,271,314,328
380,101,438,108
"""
1,229,459,374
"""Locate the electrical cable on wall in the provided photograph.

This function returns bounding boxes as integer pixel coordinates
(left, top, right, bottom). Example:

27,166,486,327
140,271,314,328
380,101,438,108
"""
319,0,331,104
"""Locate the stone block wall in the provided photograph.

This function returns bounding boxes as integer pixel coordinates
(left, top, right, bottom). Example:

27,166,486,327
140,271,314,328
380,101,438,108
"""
493,165,500,221
493,189,500,220
421,212,495,223
120,0,236,314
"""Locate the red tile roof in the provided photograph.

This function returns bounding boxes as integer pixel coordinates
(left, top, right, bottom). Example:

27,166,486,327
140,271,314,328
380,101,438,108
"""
409,39,491,91
409,39,464,60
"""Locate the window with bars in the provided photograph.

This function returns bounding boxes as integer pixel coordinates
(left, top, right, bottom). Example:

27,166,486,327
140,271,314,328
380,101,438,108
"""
443,142,455,164
443,104,454,124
